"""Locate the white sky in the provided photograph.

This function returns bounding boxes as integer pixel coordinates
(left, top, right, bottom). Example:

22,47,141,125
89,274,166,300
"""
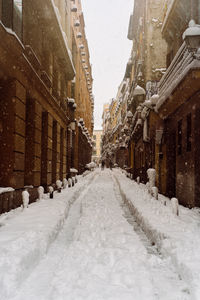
82,0,134,129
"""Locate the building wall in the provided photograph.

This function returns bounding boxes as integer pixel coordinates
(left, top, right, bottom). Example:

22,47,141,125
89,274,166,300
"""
70,0,94,172
0,0,93,214
163,92,200,208
92,130,102,163
157,0,200,208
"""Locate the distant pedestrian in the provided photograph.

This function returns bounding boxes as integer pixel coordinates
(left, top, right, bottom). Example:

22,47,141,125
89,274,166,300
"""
101,160,105,170
109,160,113,170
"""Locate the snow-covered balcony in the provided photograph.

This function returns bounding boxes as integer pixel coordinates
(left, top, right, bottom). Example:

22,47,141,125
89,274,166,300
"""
156,22,200,118
32,0,75,80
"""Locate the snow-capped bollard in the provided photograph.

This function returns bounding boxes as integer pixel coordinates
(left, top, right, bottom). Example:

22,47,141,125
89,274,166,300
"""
37,186,44,200
147,168,156,186
63,178,68,189
147,168,156,194
72,177,75,186
151,186,158,200
171,197,179,216
136,176,140,184
48,186,54,199
68,178,72,188
56,180,62,193
22,190,29,209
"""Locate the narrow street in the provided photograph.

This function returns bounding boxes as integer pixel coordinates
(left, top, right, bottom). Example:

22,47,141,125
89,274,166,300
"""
1,0,200,299
9,170,191,300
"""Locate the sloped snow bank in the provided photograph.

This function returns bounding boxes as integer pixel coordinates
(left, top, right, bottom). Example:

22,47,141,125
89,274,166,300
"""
114,169,200,300
0,171,96,299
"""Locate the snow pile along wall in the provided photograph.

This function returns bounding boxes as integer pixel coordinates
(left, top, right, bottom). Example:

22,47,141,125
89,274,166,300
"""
114,169,200,299
0,171,96,299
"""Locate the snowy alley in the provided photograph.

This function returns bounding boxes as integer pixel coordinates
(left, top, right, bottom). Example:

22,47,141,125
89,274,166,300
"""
1,169,200,299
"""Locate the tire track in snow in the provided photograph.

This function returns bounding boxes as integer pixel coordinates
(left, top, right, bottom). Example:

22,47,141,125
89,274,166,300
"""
10,171,98,300
112,173,192,300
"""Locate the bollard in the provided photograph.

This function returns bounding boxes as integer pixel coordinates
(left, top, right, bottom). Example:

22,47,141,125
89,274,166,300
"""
68,178,72,188
72,177,76,186
171,197,179,216
56,180,62,193
147,168,156,193
37,186,44,200
22,190,29,209
63,178,68,189
48,186,54,199
151,186,158,200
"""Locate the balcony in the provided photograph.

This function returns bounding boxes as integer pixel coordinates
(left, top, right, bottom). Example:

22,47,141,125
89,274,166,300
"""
31,0,75,80
156,41,200,118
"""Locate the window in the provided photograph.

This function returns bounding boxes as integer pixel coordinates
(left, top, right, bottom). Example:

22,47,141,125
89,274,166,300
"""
186,113,192,152
1,0,22,40
177,120,182,155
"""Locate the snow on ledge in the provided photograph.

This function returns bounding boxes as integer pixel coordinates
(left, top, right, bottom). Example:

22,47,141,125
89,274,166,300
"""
70,168,78,173
0,21,24,49
0,187,14,195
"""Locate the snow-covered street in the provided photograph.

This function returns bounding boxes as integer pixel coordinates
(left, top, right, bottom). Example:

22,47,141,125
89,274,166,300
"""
1,169,200,299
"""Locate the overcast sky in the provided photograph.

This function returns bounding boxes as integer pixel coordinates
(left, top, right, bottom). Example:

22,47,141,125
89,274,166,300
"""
82,0,134,129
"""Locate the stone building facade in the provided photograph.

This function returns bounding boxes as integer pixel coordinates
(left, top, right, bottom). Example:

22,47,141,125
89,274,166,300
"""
67,0,94,175
102,0,200,208
156,0,200,207
92,130,102,164
0,0,93,213
102,0,167,177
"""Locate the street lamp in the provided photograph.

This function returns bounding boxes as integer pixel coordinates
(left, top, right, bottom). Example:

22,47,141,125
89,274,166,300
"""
183,20,200,59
